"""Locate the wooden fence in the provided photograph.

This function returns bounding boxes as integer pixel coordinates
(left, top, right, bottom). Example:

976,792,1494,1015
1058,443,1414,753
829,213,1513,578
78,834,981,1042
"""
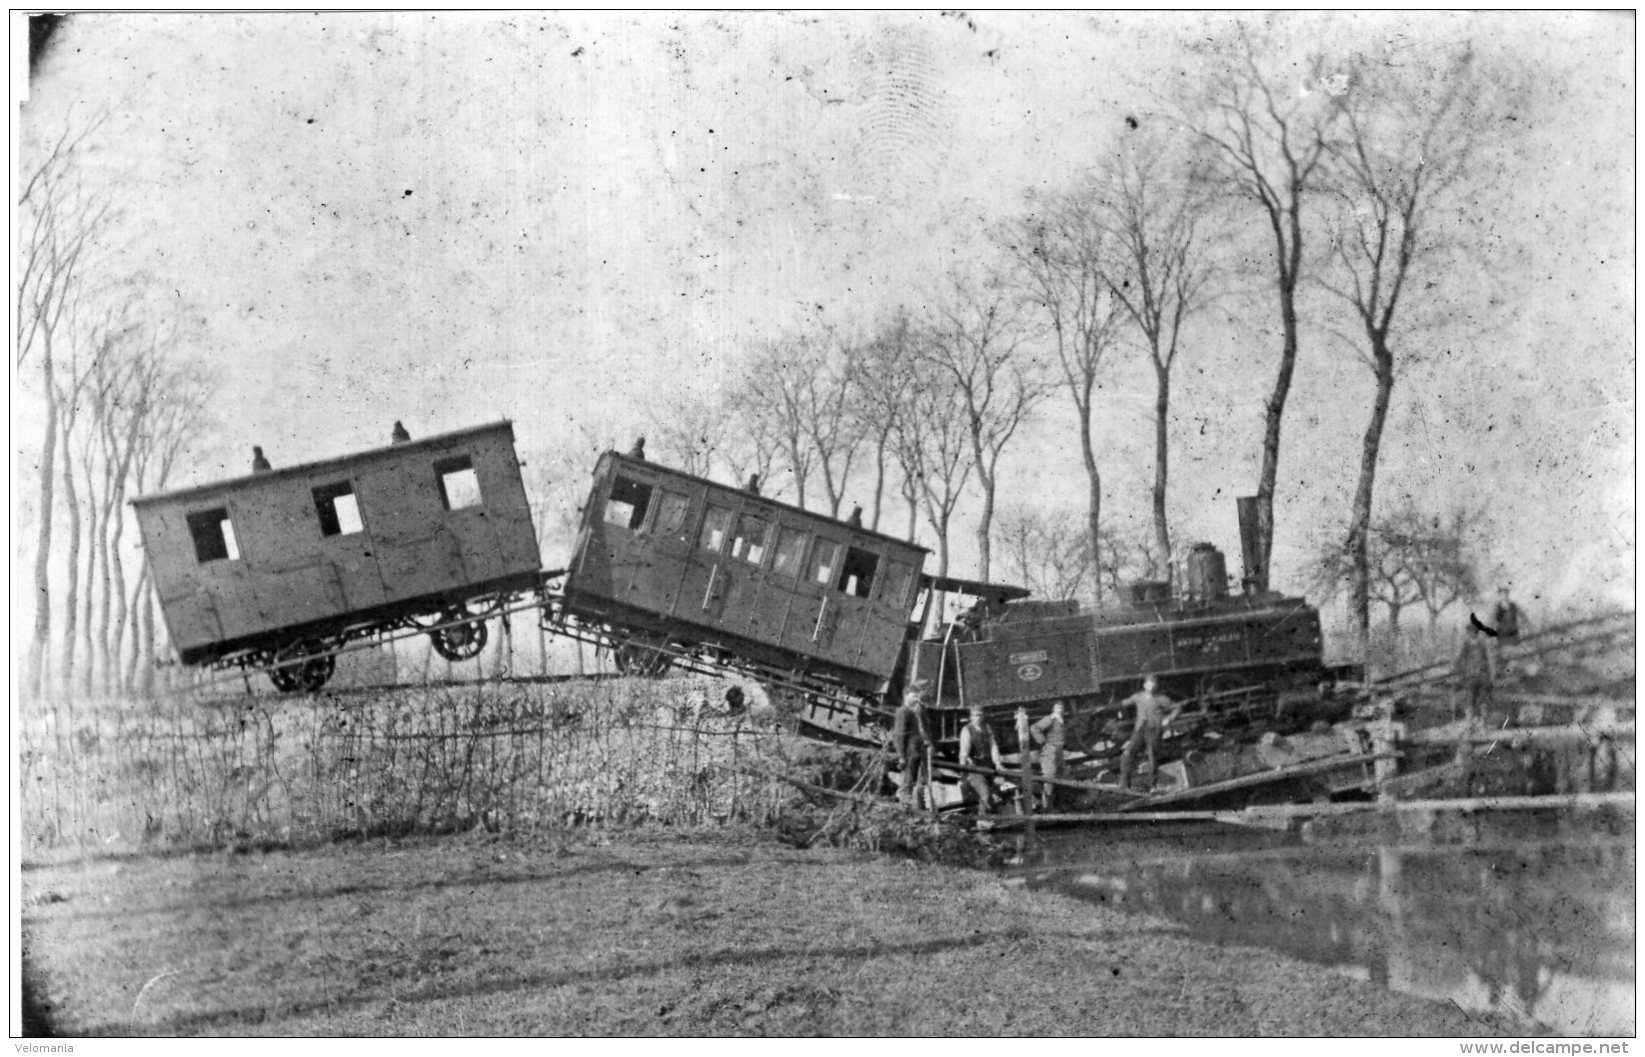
16,678,825,851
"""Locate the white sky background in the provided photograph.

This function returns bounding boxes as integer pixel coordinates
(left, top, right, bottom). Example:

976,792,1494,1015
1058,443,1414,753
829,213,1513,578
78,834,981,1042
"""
13,11,1636,619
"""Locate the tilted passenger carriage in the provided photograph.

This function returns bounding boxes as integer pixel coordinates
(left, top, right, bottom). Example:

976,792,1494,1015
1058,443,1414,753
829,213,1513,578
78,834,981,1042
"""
561,450,928,706
132,421,542,691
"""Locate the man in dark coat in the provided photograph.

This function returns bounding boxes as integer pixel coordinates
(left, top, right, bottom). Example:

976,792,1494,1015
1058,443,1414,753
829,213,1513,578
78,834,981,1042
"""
1454,620,1495,723
887,681,932,808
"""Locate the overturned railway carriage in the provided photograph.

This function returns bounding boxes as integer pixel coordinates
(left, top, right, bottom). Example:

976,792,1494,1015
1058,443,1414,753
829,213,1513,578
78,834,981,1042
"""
561,451,929,708
131,421,542,690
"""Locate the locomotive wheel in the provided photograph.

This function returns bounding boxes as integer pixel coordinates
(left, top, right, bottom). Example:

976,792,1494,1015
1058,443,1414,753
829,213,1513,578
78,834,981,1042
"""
271,641,336,693
430,610,488,661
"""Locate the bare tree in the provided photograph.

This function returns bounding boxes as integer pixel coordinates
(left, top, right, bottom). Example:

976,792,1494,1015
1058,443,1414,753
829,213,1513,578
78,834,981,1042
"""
1322,42,1503,660
1001,190,1127,601
920,274,1049,581
732,338,818,505
1186,24,1343,593
888,354,974,576
52,306,120,694
846,309,921,533
794,332,865,519
997,507,1096,601
647,391,728,480
123,328,214,695
16,116,112,697
1099,134,1215,569
1310,499,1482,636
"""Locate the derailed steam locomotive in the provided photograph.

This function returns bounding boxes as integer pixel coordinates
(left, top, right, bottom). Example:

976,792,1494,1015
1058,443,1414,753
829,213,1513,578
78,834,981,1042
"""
133,424,1357,763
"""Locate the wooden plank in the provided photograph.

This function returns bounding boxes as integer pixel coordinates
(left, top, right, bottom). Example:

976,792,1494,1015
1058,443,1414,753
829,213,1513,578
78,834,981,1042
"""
1498,692,1633,707
1407,722,1634,747
980,810,1227,829
933,758,1146,798
1120,752,1394,810
981,790,1635,830
1235,790,1635,820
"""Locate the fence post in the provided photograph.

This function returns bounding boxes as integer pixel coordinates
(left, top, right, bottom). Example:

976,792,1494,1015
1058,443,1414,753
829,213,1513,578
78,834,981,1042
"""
1016,707,1035,840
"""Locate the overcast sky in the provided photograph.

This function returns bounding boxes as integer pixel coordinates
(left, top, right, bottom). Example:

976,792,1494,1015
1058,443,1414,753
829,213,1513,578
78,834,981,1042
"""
16,11,1635,615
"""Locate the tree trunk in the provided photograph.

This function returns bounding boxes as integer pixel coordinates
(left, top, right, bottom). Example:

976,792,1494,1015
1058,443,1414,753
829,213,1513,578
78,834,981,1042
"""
60,424,82,696
27,353,59,700
80,494,99,697
1079,403,1103,604
901,475,919,544
1152,364,1172,570
109,510,130,696
141,574,159,697
1253,197,1307,596
1346,339,1395,669
974,468,996,584
124,561,150,695
868,430,890,532
95,482,116,697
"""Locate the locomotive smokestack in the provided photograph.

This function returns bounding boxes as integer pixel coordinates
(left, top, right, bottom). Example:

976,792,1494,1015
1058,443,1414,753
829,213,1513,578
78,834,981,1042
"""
1236,496,1263,594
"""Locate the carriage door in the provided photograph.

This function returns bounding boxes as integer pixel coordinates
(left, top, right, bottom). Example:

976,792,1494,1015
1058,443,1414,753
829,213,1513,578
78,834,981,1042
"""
719,508,773,640
673,502,733,629
785,535,844,661
856,557,916,678
825,544,883,671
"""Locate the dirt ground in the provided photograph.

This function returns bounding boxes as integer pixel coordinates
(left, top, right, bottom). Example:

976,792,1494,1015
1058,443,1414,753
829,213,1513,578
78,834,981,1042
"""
20,827,1498,1038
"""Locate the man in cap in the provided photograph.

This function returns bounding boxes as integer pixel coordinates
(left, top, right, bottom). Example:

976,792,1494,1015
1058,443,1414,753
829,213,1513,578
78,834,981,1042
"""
888,680,932,808
1030,700,1069,811
1119,675,1181,791
1490,586,1528,676
959,704,1005,815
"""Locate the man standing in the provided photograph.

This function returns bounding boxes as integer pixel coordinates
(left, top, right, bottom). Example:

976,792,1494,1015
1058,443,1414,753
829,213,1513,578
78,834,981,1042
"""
1030,700,1068,811
887,681,932,808
959,705,1004,815
1119,675,1181,791
1491,586,1527,673
1453,620,1495,723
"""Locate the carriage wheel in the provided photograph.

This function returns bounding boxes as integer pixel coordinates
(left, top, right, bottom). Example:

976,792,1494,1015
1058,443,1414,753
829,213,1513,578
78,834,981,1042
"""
430,610,489,661
270,641,336,693
268,659,302,693
612,638,671,677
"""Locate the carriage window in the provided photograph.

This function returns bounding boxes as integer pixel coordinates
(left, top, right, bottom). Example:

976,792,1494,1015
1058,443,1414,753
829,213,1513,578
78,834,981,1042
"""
880,561,913,608
312,481,362,537
699,504,734,553
603,475,653,531
771,527,808,578
838,547,879,598
730,513,771,566
654,490,691,537
187,508,240,564
809,539,842,586
435,456,482,510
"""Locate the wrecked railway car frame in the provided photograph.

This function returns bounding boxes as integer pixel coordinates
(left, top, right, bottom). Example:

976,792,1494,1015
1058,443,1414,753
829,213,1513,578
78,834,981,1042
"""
135,426,1354,770
131,421,541,690
558,450,929,705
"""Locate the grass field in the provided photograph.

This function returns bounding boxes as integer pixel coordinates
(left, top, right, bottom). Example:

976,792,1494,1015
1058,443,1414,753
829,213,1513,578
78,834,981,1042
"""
21,826,1495,1037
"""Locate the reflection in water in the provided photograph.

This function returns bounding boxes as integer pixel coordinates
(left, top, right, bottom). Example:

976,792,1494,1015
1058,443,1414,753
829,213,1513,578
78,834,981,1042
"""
1013,833,1634,1036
